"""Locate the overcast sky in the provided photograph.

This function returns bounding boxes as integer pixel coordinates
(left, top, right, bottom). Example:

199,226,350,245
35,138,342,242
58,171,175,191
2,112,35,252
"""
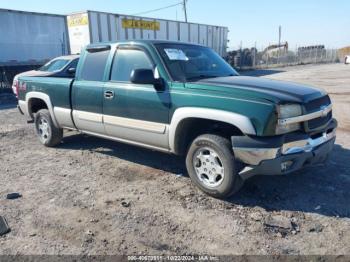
1,0,349,50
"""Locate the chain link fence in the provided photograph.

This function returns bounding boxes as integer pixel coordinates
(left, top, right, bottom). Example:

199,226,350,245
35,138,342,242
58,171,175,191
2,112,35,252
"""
226,44,341,70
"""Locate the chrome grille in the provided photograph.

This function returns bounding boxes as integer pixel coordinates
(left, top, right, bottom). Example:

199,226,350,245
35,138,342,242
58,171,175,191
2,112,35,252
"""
304,95,331,113
307,111,332,130
304,95,332,131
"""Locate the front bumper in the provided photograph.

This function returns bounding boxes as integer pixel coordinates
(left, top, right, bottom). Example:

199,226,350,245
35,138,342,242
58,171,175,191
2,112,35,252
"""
232,119,337,180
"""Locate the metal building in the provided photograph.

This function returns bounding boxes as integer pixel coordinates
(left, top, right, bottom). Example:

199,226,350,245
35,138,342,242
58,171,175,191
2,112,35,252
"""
0,9,69,66
67,10,228,56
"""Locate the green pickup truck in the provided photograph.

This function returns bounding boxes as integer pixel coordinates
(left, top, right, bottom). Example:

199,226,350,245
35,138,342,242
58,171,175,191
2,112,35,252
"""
17,40,337,198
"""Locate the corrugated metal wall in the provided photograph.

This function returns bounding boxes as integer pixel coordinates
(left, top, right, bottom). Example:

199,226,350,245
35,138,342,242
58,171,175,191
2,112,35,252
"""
85,11,228,57
0,9,228,64
0,9,69,65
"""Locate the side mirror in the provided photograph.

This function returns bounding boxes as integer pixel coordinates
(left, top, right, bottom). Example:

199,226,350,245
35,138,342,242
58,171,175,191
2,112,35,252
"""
68,67,76,74
130,69,164,90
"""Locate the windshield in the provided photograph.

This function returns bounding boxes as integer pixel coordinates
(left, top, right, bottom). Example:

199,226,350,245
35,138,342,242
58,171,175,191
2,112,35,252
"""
39,59,70,72
155,43,238,82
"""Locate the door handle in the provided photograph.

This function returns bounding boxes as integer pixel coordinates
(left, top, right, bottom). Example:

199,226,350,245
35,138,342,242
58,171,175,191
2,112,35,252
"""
104,90,114,99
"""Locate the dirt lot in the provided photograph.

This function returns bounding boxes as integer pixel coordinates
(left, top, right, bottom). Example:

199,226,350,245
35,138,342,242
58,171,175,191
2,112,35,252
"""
0,63,350,255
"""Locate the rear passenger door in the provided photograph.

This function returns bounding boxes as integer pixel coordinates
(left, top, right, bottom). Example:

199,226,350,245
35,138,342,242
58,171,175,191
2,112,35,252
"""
103,45,170,149
72,47,110,134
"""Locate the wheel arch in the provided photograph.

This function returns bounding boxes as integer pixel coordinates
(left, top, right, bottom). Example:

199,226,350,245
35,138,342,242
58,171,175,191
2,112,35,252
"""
26,92,59,127
169,107,256,155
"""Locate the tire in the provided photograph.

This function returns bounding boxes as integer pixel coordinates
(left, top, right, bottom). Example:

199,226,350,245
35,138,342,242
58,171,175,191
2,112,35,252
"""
185,134,243,198
34,109,63,147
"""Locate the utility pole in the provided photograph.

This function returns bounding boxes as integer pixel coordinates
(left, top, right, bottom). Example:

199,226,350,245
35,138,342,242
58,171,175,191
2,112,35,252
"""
183,0,188,22
278,25,281,47
277,25,282,65
253,41,257,69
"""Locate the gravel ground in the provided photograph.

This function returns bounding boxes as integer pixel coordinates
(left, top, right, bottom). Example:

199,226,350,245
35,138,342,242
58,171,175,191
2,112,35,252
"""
0,63,349,255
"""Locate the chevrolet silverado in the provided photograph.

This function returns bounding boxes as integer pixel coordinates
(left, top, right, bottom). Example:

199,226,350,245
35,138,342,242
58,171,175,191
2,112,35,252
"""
16,41,337,198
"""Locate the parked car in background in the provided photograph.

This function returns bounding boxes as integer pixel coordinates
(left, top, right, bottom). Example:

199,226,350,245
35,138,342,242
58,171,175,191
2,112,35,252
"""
12,55,79,97
16,41,337,198
345,55,350,64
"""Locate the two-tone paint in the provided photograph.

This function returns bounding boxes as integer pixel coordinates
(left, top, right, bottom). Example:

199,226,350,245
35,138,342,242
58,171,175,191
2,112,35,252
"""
17,40,329,155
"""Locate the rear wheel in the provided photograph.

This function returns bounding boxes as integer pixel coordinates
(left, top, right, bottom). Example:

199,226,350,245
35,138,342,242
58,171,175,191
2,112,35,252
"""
185,134,243,198
34,109,63,147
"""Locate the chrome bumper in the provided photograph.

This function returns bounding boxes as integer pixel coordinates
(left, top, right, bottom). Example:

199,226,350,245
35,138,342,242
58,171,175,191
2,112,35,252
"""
234,128,336,166
282,129,336,155
232,119,337,179
18,100,28,117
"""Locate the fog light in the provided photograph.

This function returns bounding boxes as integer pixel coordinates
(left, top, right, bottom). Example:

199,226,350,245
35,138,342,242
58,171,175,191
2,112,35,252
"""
281,161,294,172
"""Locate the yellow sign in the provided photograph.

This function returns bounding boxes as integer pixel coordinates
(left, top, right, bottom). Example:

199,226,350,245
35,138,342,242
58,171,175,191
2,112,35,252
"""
122,19,160,31
68,14,89,27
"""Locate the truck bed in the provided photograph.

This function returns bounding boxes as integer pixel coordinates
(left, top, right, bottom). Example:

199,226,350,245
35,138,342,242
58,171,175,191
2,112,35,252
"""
18,76,74,110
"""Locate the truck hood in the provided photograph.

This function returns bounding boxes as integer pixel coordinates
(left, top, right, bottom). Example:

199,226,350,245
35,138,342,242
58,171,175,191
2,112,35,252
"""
186,76,326,104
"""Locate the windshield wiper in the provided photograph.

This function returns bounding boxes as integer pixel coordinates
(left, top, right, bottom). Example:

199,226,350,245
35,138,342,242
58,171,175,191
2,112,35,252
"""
186,75,219,81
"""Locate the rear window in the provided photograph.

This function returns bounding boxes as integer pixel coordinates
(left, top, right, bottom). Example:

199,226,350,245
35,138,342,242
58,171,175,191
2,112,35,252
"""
80,50,110,81
39,59,70,72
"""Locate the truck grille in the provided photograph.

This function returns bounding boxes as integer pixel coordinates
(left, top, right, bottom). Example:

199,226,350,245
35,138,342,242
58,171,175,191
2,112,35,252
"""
304,95,332,131
304,95,331,112
307,111,332,130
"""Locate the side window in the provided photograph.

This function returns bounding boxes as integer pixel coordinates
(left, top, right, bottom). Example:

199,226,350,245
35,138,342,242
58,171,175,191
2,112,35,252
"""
68,59,79,70
80,50,110,81
111,49,153,82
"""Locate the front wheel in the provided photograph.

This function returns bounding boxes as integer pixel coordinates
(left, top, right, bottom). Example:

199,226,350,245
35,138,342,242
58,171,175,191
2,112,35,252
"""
185,134,243,198
34,109,63,147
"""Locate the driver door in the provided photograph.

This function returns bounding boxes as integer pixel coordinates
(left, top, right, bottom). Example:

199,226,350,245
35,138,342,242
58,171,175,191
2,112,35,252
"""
103,46,171,149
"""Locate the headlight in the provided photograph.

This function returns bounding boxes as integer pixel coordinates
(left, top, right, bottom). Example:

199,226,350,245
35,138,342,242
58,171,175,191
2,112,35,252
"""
277,104,302,118
276,104,302,134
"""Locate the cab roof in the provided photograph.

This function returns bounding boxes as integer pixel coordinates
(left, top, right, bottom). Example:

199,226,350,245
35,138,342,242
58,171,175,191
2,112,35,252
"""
86,40,205,49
